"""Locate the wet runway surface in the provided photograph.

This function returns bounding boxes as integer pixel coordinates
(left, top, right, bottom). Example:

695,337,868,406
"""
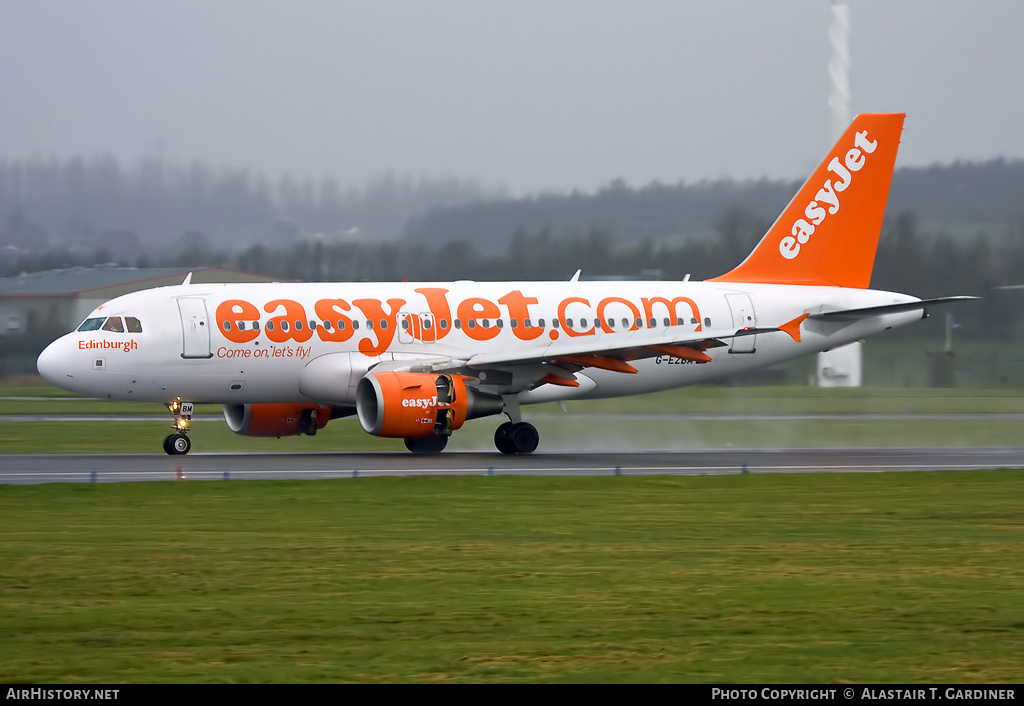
2,447,1023,484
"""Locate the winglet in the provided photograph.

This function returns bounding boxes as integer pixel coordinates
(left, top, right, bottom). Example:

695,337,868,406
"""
779,313,810,343
709,113,905,288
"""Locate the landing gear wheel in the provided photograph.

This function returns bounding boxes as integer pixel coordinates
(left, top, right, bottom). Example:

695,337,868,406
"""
509,422,539,454
494,421,515,455
164,399,194,455
163,433,191,456
495,422,539,455
404,434,449,454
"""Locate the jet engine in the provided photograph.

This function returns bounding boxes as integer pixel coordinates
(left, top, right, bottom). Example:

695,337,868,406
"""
223,403,334,437
355,372,503,438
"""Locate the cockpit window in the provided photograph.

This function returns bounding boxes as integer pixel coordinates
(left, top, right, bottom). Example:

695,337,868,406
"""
125,317,143,333
77,317,105,332
101,317,125,333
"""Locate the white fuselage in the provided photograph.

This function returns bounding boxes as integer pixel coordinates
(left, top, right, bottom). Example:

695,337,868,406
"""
37,280,921,405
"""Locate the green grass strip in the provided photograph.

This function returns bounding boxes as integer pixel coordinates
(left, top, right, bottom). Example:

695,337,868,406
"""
1,471,1022,683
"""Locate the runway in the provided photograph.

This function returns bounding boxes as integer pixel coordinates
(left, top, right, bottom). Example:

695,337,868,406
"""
2,447,1023,484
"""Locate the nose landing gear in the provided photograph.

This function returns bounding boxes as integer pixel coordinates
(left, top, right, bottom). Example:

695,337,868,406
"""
163,399,194,455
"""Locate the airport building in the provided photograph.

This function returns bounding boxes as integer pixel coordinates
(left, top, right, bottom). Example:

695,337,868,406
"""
0,266,282,344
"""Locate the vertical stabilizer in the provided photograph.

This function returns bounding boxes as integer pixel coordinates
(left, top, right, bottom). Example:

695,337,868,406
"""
710,112,904,288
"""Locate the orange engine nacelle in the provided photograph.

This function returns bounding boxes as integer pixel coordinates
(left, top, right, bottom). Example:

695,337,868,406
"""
356,372,503,438
223,403,332,437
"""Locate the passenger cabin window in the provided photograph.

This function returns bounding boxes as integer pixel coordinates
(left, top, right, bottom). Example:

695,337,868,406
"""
78,318,105,332
101,317,124,333
125,317,143,333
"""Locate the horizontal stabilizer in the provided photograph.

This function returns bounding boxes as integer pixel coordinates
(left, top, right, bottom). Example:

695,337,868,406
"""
808,296,980,321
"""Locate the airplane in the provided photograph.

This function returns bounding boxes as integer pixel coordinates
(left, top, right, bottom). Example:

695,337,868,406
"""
36,113,976,456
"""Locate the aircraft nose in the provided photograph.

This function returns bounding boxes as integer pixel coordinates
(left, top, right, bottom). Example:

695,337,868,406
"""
37,338,72,386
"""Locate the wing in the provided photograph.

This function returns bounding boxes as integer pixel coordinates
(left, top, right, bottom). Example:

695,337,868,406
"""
368,315,807,391
361,294,977,393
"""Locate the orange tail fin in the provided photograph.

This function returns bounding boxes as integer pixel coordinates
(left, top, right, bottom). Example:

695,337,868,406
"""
710,113,905,288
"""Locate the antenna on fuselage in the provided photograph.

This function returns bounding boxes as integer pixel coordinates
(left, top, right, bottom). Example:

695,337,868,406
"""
181,272,193,286
570,269,581,282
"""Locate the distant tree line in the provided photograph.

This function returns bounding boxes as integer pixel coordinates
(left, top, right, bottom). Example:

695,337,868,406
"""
405,159,1024,253
2,154,1023,258
0,155,495,255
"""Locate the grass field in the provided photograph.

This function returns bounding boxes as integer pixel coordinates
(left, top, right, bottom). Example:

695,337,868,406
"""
1,471,1021,683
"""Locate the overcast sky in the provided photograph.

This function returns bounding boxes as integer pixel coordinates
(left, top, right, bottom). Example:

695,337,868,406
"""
2,1,1021,194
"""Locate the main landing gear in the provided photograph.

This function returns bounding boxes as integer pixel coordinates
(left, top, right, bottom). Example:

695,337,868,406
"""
402,402,540,455
163,398,194,455
493,397,538,455
494,421,539,455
